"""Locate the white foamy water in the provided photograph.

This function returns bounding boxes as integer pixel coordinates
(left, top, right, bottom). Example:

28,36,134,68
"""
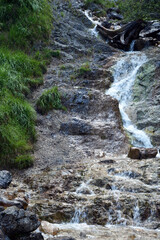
84,10,99,37
106,52,153,148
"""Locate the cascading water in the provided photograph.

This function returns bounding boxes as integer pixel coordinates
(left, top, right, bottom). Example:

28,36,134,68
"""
106,52,153,148
84,10,100,37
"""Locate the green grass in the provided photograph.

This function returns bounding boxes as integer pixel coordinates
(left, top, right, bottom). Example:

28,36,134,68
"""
36,87,65,115
0,0,53,168
0,0,52,50
13,155,34,169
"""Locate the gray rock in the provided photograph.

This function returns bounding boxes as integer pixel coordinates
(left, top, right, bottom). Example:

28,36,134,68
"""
0,171,12,189
60,119,92,135
0,228,10,240
53,237,75,240
140,21,160,40
0,206,40,237
14,233,44,240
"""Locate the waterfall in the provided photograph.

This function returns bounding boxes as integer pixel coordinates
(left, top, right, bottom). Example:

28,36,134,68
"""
106,52,153,148
84,10,99,37
70,207,87,223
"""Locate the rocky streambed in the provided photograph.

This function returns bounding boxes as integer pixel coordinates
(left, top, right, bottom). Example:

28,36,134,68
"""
1,0,160,239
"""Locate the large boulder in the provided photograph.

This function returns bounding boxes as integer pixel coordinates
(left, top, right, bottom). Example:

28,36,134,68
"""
128,147,157,159
0,206,40,237
0,171,12,189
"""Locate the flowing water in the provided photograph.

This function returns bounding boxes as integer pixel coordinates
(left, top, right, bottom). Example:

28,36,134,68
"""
84,10,100,37
106,52,153,148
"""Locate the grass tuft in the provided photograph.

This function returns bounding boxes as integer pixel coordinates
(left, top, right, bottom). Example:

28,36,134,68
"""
13,155,34,169
36,87,65,115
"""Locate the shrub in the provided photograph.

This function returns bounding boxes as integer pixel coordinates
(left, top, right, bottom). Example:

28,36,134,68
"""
36,87,65,114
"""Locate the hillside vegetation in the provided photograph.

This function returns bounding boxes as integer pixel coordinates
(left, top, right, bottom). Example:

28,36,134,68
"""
84,0,160,20
0,0,52,168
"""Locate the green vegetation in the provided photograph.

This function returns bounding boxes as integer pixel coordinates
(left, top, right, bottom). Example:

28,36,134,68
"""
117,0,160,21
13,155,34,169
36,87,65,115
77,62,91,76
84,0,159,20
84,0,115,8
0,0,52,49
0,0,53,168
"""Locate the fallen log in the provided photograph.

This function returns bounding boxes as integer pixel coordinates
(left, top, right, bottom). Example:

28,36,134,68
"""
97,19,146,49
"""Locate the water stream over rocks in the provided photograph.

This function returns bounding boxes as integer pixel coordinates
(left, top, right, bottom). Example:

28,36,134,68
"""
106,52,153,148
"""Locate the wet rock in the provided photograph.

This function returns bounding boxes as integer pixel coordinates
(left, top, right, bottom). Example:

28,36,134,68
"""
0,171,12,189
140,21,160,40
134,38,157,51
107,11,123,20
128,147,157,159
40,221,60,236
60,119,92,135
107,8,123,20
86,200,111,225
53,237,75,240
91,179,106,188
0,228,10,240
0,206,40,237
128,52,160,146
14,233,44,240
0,197,28,209
101,21,111,29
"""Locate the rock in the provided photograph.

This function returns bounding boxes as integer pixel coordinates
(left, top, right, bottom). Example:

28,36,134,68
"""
128,51,160,146
0,171,12,189
107,11,123,20
140,21,160,40
107,8,123,20
60,119,92,135
0,207,5,212
14,233,44,240
53,238,75,240
134,38,157,51
0,197,28,209
101,21,111,29
128,147,157,159
0,206,40,237
0,228,11,240
40,221,60,236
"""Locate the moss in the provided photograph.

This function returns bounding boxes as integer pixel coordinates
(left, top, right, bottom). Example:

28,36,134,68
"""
36,87,66,115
